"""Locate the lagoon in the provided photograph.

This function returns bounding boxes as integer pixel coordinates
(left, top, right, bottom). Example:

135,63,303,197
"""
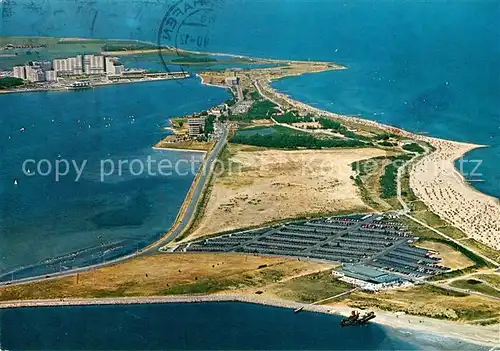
0,79,229,280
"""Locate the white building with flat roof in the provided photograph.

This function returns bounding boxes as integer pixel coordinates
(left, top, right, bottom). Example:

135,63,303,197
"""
188,117,206,137
105,56,116,74
12,66,26,79
113,64,125,75
45,70,57,82
68,56,83,75
104,56,125,75
53,55,83,75
84,55,105,74
32,61,52,71
25,66,41,82
53,59,67,73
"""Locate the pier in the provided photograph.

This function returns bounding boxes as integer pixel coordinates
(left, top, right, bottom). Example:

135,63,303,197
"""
294,287,358,313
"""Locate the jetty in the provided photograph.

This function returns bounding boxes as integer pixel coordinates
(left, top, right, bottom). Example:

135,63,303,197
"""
293,288,358,314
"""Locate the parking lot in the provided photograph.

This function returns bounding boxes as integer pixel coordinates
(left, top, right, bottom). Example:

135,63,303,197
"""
174,214,449,278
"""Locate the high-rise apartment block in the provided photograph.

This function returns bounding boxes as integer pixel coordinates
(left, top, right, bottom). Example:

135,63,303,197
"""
12,66,26,79
83,55,105,74
53,55,83,75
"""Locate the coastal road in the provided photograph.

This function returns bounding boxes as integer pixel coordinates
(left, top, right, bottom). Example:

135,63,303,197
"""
152,125,228,248
0,126,229,287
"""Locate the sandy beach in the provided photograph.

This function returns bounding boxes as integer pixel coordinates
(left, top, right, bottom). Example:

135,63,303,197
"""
0,294,497,347
410,137,500,250
255,77,500,252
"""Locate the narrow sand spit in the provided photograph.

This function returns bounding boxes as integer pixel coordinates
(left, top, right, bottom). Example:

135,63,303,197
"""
257,79,500,251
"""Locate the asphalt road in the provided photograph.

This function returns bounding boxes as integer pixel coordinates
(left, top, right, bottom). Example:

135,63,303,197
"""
151,125,229,247
0,126,229,287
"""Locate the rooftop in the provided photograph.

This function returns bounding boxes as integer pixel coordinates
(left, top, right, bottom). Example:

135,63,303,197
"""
339,264,401,284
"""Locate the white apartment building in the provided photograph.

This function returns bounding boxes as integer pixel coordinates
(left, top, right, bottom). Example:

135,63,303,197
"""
53,55,83,75
104,56,125,75
68,56,83,75
84,55,105,74
113,64,125,75
105,56,117,74
52,59,66,73
12,66,26,79
33,61,52,71
24,66,41,82
45,70,57,82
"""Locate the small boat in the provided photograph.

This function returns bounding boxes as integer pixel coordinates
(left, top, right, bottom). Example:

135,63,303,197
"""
294,306,304,313
13,179,18,186
68,81,92,90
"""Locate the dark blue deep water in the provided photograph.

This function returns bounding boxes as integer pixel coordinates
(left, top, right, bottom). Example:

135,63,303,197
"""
0,302,486,350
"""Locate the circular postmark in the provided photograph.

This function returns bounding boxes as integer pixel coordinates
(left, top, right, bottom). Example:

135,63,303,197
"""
157,0,224,75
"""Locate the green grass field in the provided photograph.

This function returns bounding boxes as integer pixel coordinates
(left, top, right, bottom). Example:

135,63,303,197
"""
450,279,500,298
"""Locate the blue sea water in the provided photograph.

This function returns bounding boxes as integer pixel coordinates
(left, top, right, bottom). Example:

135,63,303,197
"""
0,1,499,348
0,302,486,350
1,0,498,196
0,79,229,278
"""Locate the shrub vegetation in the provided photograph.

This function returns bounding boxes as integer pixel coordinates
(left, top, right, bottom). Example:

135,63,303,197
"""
231,126,369,149
0,77,24,89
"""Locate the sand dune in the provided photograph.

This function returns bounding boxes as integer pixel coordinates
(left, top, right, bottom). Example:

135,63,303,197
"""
257,79,500,251
187,146,388,240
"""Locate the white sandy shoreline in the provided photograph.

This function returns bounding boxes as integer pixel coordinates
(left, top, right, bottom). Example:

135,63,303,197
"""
199,66,500,249
252,76,500,251
410,136,500,250
152,146,207,153
0,294,497,347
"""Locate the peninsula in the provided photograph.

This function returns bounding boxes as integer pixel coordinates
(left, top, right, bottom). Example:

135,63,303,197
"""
1,36,499,347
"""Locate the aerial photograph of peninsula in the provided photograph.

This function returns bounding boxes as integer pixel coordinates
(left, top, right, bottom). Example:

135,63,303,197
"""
0,0,499,350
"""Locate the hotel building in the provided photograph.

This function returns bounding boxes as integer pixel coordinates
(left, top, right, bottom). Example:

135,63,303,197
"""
83,55,105,74
12,66,26,79
53,55,83,75
187,117,206,137
44,70,57,82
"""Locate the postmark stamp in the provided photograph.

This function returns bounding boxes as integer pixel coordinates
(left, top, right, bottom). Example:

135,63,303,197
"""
157,0,224,74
